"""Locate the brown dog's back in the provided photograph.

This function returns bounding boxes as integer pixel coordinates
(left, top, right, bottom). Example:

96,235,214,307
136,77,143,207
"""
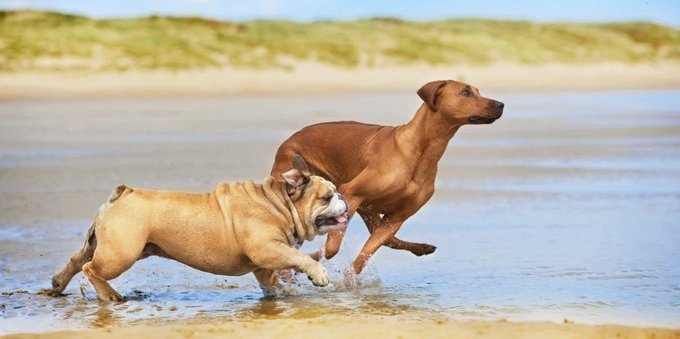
272,121,392,184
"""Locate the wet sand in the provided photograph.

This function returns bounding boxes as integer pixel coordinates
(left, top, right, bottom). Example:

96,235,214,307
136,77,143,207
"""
0,89,679,337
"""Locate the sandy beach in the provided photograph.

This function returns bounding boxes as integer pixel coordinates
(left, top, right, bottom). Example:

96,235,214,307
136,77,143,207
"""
3,315,679,339
1,62,680,99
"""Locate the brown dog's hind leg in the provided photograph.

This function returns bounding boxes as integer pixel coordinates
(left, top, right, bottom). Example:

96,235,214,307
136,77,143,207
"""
384,236,436,256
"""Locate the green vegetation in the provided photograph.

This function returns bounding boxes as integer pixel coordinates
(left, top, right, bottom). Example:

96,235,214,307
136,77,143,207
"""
1,10,679,72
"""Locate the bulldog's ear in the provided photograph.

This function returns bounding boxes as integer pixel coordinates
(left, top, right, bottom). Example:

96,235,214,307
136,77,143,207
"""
417,80,447,112
292,154,312,178
281,168,304,187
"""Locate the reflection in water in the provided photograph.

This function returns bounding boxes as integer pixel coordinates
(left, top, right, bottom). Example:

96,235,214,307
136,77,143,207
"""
89,304,117,328
240,299,287,318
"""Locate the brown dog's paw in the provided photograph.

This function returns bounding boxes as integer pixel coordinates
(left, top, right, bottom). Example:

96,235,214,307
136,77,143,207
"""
411,243,437,256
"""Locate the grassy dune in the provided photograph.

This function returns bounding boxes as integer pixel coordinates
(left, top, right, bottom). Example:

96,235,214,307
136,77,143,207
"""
1,10,679,72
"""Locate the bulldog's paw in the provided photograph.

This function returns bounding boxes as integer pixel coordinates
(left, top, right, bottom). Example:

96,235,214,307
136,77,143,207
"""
411,243,437,256
99,291,124,303
277,269,298,284
306,263,329,287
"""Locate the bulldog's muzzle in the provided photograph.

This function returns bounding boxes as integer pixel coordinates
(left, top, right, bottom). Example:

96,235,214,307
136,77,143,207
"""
314,193,349,232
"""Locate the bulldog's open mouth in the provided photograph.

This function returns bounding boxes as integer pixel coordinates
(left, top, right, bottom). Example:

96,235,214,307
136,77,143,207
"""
315,212,349,229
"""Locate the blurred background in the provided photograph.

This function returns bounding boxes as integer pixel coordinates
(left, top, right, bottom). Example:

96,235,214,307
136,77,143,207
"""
0,0,679,335
0,0,679,95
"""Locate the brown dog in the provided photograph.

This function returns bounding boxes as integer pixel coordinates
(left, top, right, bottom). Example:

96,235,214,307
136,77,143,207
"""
49,156,349,301
271,80,504,274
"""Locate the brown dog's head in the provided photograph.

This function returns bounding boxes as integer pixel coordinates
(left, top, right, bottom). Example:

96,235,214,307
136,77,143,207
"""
280,155,349,235
417,80,504,125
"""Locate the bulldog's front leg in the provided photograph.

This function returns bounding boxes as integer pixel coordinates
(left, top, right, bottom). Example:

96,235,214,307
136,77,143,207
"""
247,241,329,287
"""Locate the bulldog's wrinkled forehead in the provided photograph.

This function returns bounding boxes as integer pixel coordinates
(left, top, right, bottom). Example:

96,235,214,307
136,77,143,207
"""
309,176,336,194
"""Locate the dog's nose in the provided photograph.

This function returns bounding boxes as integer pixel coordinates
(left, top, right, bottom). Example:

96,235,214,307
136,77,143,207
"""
495,101,505,109
335,193,349,213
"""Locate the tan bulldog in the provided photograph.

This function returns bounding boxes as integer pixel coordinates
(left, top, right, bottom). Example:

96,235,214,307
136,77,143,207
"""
48,155,349,301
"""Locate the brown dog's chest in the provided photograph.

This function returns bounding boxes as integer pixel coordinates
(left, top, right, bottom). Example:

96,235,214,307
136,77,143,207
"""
361,176,435,220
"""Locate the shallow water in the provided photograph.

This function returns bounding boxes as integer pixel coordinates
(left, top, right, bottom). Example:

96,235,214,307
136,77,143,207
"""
0,89,679,333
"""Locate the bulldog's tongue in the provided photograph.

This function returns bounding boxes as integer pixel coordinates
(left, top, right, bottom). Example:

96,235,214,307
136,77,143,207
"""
335,212,349,224
325,212,349,232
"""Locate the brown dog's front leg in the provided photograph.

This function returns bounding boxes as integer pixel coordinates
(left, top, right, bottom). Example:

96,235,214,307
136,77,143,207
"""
352,220,404,274
321,229,345,260
358,210,436,256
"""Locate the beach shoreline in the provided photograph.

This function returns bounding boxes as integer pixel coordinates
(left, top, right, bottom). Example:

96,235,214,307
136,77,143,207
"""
1,62,679,99
3,315,678,339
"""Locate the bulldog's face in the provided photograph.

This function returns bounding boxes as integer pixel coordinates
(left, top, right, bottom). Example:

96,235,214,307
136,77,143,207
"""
281,157,349,234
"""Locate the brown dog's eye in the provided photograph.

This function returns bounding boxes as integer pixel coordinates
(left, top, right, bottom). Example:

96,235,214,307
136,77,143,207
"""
461,89,472,97
323,195,332,202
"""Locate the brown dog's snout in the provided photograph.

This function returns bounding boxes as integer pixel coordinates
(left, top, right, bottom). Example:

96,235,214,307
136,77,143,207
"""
469,99,504,124
489,99,504,118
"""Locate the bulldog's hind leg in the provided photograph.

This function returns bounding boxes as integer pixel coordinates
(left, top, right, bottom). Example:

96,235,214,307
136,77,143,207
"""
49,222,97,296
81,221,147,302
253,268,284,297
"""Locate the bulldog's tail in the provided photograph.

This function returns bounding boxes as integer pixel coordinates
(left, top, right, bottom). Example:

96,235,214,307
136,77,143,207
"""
107,184,129,203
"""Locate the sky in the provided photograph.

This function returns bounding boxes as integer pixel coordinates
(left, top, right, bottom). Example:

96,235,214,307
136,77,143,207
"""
1,0,679,26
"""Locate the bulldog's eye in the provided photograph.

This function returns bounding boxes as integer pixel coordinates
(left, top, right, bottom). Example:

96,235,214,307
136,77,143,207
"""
461,89,472,97
323,195,333,202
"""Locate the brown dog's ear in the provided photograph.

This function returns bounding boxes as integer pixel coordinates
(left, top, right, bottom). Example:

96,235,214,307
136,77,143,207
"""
417,80,447,112
292,154,312,178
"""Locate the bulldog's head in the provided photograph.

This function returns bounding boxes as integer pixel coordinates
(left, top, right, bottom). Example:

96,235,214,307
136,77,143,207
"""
281,155,349,234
